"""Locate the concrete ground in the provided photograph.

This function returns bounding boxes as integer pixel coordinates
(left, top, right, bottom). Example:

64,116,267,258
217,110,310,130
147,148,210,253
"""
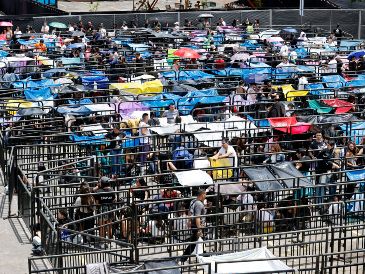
0,182,32,274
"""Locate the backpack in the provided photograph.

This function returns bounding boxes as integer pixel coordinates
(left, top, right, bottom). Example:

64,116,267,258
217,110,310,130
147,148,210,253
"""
172,146,193,169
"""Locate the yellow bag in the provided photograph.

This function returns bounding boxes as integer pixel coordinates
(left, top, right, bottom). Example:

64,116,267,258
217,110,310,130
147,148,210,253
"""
210,158,233,180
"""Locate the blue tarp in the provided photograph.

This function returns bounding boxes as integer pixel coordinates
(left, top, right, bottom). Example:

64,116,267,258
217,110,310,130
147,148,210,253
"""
13,78,59,89
113,37,132,46
346,169,365,191
70,134,105,144
274,66,297,79
127,43,150,52
24,87,54,101
0,50,9,57
57,105,91,116
346,79,365,87
60,57,82,66
68,98,93,105
161,70,215,81
178,89,225,114
322,75,346,89
340,122,365,145
305,83,329,95
294,48,308,59
82,75,110,90
122,136,140,148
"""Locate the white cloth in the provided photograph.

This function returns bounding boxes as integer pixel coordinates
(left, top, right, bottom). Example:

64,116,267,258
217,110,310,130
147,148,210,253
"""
197,247,292,274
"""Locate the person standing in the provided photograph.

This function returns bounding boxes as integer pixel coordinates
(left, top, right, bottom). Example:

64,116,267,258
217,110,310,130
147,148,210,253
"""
212,138,238,168
94,176,116,246
181,189,206,262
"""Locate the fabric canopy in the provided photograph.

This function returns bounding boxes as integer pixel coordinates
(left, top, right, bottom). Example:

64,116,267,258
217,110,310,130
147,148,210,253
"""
271,162,312,188
322,99,353,114
268,117,311,134
110,80,163,94
308,100,333,114
243,166,283,191
197,247,293,274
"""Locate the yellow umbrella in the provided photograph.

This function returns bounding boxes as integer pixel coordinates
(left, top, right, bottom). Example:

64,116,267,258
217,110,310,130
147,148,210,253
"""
272,84,308,101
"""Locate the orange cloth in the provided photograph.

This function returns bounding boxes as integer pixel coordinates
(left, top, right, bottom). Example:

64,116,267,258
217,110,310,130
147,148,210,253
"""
34,42,47,52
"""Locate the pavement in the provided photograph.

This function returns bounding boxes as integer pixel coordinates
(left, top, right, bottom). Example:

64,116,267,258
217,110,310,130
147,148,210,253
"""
0,179,32,274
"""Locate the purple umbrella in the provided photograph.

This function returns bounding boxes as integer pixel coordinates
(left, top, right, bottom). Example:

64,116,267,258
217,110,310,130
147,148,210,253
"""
118,102,149,118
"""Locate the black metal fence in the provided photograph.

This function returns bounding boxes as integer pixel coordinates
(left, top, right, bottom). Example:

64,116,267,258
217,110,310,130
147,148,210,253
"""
8,9,365,39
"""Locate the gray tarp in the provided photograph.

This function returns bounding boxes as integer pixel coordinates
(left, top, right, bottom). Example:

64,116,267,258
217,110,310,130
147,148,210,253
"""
144,260,180,274
243,166,283,191
271,161,312,188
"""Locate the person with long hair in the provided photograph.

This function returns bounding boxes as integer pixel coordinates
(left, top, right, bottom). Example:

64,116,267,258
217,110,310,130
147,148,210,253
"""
74,183,96,243
345,141,359,169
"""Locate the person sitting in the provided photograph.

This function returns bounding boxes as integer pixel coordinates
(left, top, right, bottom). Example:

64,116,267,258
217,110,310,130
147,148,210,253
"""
34,39,47,52
162,103,179,124
263,143,285,164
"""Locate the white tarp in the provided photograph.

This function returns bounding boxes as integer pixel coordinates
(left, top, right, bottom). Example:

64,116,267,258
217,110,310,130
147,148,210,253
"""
84,104,115,113
197,247,293,274
174,170,213,186
151,115,260,147
81,124,108,135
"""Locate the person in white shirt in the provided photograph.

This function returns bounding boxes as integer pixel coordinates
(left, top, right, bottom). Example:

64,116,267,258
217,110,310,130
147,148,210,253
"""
99,23,107,38
14,26,22,36
279,43,289,57
41,22,49,34
173,22,180,31
68,23,74,32
219,18,226,26
212,138,238,167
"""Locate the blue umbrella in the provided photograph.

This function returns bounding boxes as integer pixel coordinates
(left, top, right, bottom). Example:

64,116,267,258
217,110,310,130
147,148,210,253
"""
348,50,365,60
282,27,297,33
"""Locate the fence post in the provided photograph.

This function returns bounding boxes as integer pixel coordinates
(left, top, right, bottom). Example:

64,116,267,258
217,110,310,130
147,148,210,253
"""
269,9,272,28
358,10,362,39
56,229,64,274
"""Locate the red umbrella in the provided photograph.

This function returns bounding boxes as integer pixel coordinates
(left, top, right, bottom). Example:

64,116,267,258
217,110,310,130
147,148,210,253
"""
173,48,201,59
268,117,312,134
322,99,353,114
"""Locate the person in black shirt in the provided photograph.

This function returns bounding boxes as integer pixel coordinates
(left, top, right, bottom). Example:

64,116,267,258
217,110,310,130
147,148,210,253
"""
295,149,311,176
94,176,116,241
315,141,340,204
310,132,326,158
348,57,357,72
335,57,343,75
333,24,342,39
